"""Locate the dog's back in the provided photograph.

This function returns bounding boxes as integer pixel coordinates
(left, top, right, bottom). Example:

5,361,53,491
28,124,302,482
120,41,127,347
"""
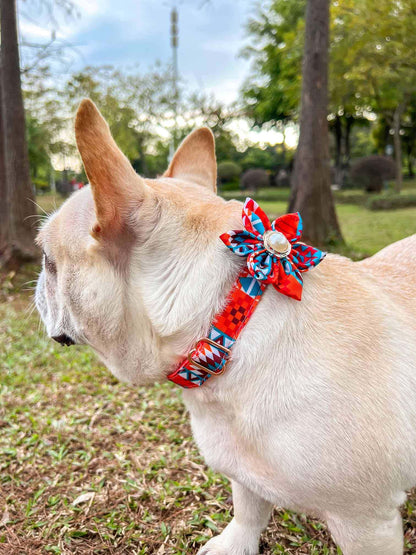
358,234,416,315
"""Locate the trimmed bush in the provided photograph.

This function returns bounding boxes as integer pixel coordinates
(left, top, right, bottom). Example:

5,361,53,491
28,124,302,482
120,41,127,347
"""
240,168,269,192
220,181,241,192
333,192,367,205
217,161,242,184
221,188,291,202
366,193,416,210
33,178,50,193
350,156,396,193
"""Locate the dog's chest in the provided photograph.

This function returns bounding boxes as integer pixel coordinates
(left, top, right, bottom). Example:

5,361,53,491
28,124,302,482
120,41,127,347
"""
184,394,301,509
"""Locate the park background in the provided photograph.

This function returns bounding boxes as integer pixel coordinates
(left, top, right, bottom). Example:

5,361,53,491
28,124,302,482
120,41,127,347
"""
1,0,416,553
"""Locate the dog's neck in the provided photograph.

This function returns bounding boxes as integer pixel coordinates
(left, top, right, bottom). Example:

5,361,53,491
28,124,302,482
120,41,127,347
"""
126,198,244,383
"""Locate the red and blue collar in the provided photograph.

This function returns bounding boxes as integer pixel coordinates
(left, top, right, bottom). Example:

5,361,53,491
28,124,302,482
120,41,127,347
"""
167,198,325,388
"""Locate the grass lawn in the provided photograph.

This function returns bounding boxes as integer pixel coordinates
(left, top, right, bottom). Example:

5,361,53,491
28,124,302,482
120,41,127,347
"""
1,191,416,553
1,279,345,554
258,200,416,257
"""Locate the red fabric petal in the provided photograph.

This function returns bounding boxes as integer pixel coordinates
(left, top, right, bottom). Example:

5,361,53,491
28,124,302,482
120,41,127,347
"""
273,259,303,301
242,198,271,237
272,212,302,243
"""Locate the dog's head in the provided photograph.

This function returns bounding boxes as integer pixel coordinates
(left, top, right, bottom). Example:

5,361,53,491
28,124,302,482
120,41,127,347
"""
36,100,241,385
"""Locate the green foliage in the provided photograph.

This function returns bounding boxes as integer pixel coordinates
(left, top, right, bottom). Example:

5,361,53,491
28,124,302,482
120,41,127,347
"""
65,65,172,163
23,68,74,183
332,0,416,116
221,187,291,203
142,140,170,178
219,181,241,192
241,0,305,125
184,93,241,163
26,115,51,180
217,160,242,183
349,127,378,159
241,0,416,171
239,145,285,172
402,94,416,176
23,66,252,179
32,177,50,192
214,131,239,163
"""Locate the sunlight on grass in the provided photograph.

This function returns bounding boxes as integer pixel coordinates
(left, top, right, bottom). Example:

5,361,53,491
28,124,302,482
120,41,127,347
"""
336,204,416,255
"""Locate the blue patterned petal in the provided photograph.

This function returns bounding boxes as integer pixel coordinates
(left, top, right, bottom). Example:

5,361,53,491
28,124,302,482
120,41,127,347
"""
220,230,263,257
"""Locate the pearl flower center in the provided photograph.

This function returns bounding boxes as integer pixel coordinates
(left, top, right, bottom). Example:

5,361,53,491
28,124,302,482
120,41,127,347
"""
263,230,291,258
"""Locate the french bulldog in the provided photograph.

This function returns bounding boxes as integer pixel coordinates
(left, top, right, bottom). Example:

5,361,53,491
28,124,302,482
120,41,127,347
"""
36,99,416,554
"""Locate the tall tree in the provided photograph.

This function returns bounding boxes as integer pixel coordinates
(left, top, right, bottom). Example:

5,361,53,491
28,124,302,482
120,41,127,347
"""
289,0,342,245
241,0,359,186
0,66,7,255
333,0,416,192
1,0,38,267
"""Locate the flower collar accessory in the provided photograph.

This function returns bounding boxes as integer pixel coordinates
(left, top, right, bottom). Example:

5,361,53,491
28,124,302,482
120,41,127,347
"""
168,198,326,388
220,197,325,301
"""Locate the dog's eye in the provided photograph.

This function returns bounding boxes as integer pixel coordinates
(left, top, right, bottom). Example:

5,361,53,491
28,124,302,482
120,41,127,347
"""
43,250,57,275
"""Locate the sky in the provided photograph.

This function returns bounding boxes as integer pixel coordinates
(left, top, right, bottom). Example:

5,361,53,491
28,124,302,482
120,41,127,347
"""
18,0,294,147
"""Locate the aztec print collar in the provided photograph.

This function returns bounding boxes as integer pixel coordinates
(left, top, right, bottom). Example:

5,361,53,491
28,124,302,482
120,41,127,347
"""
167,198,326,389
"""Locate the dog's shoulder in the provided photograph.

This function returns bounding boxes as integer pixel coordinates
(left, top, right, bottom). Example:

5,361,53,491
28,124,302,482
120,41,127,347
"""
357,234,416,313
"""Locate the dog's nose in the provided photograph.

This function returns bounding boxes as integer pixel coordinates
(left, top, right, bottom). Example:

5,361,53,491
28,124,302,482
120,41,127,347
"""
52,334,75,346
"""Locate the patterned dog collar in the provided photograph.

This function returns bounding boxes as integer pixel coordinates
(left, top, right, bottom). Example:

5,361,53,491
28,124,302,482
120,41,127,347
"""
167,198,326,389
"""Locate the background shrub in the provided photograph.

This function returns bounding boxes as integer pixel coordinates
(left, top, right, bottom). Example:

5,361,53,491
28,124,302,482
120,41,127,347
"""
217,160,242,184
240,168,269,192
366,193,416,210
350,156,396,193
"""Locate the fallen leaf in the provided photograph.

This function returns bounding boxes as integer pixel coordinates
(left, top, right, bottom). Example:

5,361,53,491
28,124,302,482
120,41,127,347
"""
0,506,10,527
73,492,95,506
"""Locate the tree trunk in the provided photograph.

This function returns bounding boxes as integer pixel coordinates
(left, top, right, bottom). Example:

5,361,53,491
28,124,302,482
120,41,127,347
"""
393,104,404,193
0,65,8,255
0,0,38,268
289,0,342,246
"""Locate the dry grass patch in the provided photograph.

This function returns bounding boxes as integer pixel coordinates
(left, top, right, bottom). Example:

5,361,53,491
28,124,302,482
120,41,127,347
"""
1,272,416,554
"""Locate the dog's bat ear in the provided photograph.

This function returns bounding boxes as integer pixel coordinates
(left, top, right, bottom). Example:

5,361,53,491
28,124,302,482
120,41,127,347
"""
164,127,217,192
75,99,146,238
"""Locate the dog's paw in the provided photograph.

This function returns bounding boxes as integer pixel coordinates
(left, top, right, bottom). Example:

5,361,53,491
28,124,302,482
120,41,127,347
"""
197,547,226,555
196,541,232,555
197,532,258,555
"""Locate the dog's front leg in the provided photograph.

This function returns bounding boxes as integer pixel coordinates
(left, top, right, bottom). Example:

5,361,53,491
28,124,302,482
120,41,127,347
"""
198,480,272,555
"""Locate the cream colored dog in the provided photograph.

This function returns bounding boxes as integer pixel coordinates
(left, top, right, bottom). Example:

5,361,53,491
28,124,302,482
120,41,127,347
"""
36,99,416,555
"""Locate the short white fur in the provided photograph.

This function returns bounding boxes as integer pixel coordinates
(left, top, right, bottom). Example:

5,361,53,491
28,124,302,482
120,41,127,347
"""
36,100,416,555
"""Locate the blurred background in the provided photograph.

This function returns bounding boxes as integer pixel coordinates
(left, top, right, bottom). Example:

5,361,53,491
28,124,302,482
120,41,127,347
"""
1,0,416,268
2,1,416,553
